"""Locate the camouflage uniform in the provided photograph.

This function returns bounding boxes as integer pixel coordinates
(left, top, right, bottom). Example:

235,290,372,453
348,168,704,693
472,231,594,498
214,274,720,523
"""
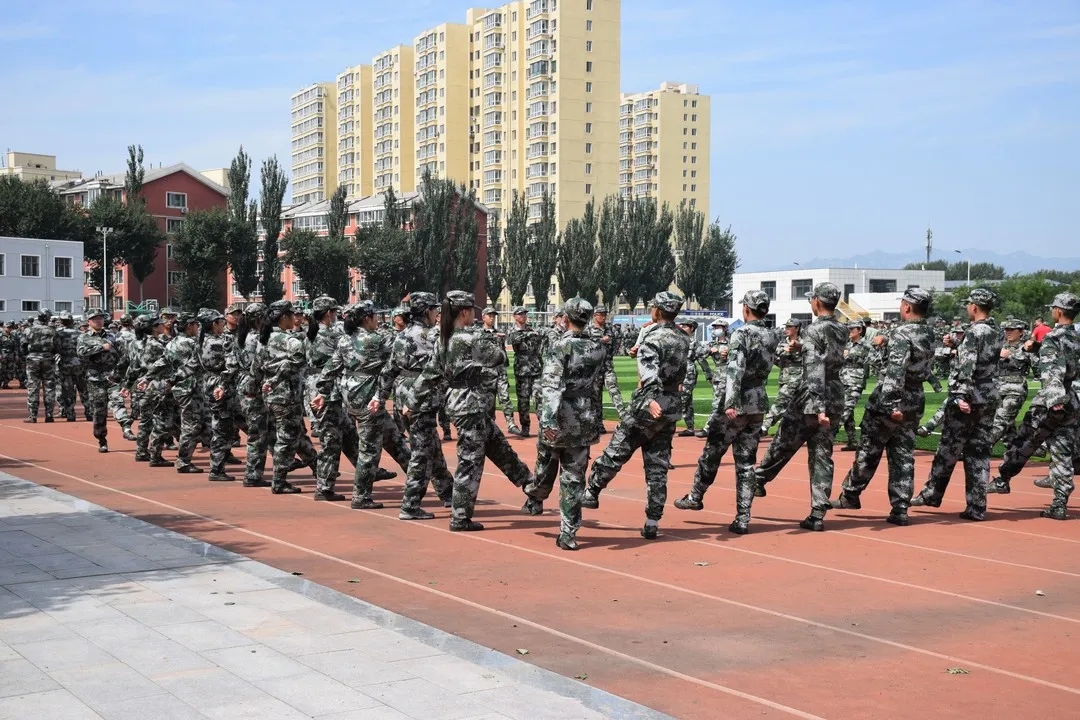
107,324,135,434
914,290,1003,520
223,307,246,445
833,290,935,521
508,309,544,435
318,302,411,508
261,302,318,493
0,323,20,387
164,318,210,471
411,292,532,531
989,293,1080,518
200,311,239,478
76,311,121,449
760,322,804,433
754,283,848,527
376,293,455,513
238,304,273,485
989,320,1036,448
523,299,607,548
55,316,86,421
675,291,778,532
481,308,519,433
129,317,167,461
918,330,964,434
678,325,714,434
23,314,58,421
585,293,690,538
838,325,870,448
586,308,627,424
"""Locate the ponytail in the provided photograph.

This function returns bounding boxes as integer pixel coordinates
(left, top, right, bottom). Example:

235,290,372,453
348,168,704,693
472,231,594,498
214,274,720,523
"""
198,319,214,347
343,314,361,336
439,298,455,354
259,312,278,346
134,325,149,341
236,315,250,349
307,310,325,342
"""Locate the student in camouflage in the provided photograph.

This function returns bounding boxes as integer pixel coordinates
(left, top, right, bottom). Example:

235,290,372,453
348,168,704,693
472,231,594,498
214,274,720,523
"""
159,314,209,473
129,315,165,462
753,282,848,531
373,292,454,516
830,289,935,524
673,290,778,534
532,309,568,427
481,307,521,435
200,309,238,481
22,310,58,422
106,315,136,439
313,301,411,509
837,320,871,450
222,303,245,446
676,320,714,437
407,291,533,532
912,288,1003,520
77,309,121,452
583,292,690,539
54,312,85,422
760,319,804,435
586,305,628,426
989,318,1036,448
508,306,544,437
522,298,607,550
988,293,1080,519
237,303,272,487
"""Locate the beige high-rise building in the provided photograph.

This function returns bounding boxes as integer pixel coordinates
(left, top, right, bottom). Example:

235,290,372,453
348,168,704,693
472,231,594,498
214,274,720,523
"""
413,22,472,186
336,65,373,200
290,82,338,204
2,152,82,183
619,82,710,222
372,45,416,194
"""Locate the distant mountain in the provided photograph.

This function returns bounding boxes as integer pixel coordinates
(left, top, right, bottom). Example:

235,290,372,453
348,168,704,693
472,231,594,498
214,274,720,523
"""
741,249,1080,275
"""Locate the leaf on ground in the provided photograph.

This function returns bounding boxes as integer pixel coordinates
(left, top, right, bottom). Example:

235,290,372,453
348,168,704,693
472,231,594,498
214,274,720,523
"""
516,648,529,655
946,667,969,675
1035,590,1046,596
694,561,710,567
347,579,361,584
224,602,235,606
575,673,589,680
291,571,303,576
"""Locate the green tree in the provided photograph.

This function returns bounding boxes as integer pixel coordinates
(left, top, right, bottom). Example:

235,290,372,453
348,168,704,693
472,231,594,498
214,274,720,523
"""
124,144,146,205
225,146,260,299
281,228,355,303
620,198,675,311
409,171,480,294
172,207,231,311
0,176,91,243
673,200,706,303
119,144,163,296
504,190,531,306
354,189,412,306
450,185,480,293
595,194,627,309
326,185,349,241
904,259,1004,281
696,222,739,310
556,197,599,304
529,190,558,311
259,156,288,303
485,215,506,306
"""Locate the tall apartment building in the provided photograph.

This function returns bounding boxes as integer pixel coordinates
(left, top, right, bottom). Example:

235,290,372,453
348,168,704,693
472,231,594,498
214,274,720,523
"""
413,22,472,186
290,83,338,204
372,46,416,195
1,151,82,183
336,65,373,200
619,82,710,222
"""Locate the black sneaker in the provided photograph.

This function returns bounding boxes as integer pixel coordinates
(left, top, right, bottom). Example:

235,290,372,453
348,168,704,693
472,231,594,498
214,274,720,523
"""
208,473,236,482
753,483,767,498
271,482,302,495
97,444,109,454
555,533,578,551
449,520,484,532
149,458,172,468
1041,506,1068,521
829,494,861,510
958,510,985,522
581,489,600,509
442,429,454,441
223,453,243,465
375,468,397,481
673,494,703,511
23,417,36,424
678,429,696,437
886,512,910,526
398,507,435,520
314,491,346,501
44,416,55,424
799,516,824,532
243,478,271,488
122,429,136,441
1033,476,1053,489
521,498,544,516
134,454,150,462
841,443,856,452
640,524,658,540
987,478,1011,494
350,498,383,509
694,430,708,438
728,520,749,535
176,464,202,474
909,494,940,508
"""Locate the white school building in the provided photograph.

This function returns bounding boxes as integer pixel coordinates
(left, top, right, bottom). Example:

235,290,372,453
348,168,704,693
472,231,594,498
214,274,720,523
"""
0,236,86,322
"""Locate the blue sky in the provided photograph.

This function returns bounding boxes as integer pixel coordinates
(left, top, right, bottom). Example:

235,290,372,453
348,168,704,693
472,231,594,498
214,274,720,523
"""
2,0,1077,270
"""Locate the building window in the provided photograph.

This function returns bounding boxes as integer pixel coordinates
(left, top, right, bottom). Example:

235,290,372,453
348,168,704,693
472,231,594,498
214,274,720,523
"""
692,114,697,121
586,19,592,31
690,184,696,191
869,279,898,293
54,301,73,313
166,218,185,235
760,281,776,300
585,61,593,73
22,300,41,312
585,122,592,133
586,41,592,52
586,0,593,9
0,253,5,275
20,255,40,277
791,278,814,299
585,143,592,153
166,192,188,208
54,257,72,278
585,81,592,93
585,102,592,113
692,100,697,108
0,300,5,311
691,142,697,150
168,271,185,286
585,163,592,174
585,184,592,194
166,243,174,260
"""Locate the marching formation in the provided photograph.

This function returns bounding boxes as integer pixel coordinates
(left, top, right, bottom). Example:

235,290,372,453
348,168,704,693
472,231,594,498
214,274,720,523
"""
2,283,1077,550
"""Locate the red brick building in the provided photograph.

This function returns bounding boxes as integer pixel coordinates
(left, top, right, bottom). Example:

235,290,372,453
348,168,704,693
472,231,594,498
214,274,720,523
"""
57,164,229,317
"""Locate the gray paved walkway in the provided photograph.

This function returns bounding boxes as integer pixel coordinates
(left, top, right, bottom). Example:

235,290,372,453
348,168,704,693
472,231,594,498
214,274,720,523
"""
0,473,667,720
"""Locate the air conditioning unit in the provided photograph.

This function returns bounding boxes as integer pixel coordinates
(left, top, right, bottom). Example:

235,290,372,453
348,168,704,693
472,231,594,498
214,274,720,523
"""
180,207,188,214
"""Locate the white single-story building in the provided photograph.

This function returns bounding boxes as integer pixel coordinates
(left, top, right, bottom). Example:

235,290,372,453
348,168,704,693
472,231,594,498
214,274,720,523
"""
0,236,85,322
732,267,947,326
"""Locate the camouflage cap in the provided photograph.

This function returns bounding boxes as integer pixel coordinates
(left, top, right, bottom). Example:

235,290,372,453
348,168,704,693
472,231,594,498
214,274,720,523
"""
160,307,177,317
847,319,866,330
176,312,199,327
740,289,771,313
225,302,244,314
679,319,699,331
482,306,497,316
710,318,729,328
563,297,593,324
961,287,997,309
649,291,684,314
86,308,107,320
312,296,340,313
594,304,609,314
132,314,152,331
268,300,295,314
553,309,566,318
408,291,439,314
120,314,133,325
785,317,802,328
806,281,842,305
954,324,968,333
1049,292,1080,314
511,305,528,315
198,308,224,323
4,321,16,328
58,311,73,322
1002,317,1027,331
902,287,933,308
391,305,410,318
38,309,52,320
244,302,266,316
344,300,375,318
447,290,479,310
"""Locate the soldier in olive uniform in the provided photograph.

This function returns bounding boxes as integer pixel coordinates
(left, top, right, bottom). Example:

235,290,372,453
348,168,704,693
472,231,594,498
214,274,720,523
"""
161,314,209,473
988,293,1080,519
107,315,136,439
830,289,936,525
129,315,166,462
583,292,691,540
760,318,804,435
989,318,1036,448
837,320,871,450
481,307,521,434
408,291,533,532
522,298,607,550
917,326,966,436
702,319,730,437
200,309,239,481
77,309,121,452
23,309,58,422
586,305,628,428
673,291,778,534
508,306,544,437
54,312,86,421
0,321,20,388
912,289,1003,521
676,319,714,437
753,283,848,531
237,303,272,486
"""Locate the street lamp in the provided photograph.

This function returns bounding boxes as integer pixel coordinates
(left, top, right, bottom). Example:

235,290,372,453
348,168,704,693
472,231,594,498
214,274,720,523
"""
954,249,970,285
96,226,114,318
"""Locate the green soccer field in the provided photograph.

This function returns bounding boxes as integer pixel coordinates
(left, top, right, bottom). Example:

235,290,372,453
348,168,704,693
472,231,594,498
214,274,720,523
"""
507,355,1040,457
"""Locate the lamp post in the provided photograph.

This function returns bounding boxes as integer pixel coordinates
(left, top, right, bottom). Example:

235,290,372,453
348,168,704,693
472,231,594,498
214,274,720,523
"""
954,249,970,285
96,226,114,318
